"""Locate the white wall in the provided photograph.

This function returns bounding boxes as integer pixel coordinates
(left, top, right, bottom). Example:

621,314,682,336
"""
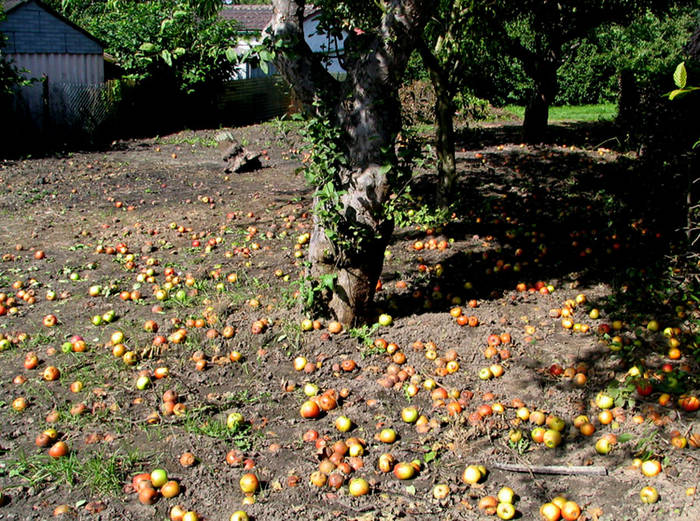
303,14,346,76
233,13,346,80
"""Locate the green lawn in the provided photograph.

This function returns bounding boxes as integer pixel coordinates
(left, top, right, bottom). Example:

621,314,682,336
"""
502,103,618,122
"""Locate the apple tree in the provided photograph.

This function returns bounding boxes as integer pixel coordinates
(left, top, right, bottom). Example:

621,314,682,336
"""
47,0,240,93
0,4,25,100
265,0,432,325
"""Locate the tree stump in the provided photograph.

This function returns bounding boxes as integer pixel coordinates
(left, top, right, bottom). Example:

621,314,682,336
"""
217,131,262,173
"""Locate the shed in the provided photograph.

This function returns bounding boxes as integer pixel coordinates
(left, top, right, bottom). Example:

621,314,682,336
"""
1,0,105,84
1,0,108,143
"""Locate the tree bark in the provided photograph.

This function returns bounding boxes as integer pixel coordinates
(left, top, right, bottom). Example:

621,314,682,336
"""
523,57,558,143
269,0,429,325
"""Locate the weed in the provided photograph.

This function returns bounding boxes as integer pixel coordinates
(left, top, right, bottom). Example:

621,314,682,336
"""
20,333,53,350
501,103,617,122
157,133,216,148
390,190,452,229
348,323,380,349
286,270,336,315
21,189,56,205
630,425,664,461
508,436,531,455
605,379,637,409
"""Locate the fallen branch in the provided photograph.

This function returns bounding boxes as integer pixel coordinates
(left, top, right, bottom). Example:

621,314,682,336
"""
490,462,607,476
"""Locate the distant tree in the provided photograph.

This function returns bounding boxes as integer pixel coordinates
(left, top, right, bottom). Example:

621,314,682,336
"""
470,0,692,142
413,0,471,206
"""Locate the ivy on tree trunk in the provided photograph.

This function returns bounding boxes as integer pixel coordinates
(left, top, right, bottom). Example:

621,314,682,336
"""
268,0,430,325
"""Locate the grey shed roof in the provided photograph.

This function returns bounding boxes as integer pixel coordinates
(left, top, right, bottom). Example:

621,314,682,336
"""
1,0,105,54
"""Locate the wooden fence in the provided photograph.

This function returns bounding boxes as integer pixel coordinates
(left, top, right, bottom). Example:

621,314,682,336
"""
1,76,293,155
217,77,292,124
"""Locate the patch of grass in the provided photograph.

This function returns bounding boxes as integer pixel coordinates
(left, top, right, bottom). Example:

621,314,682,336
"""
181,406,260,451
2,448,143,495
157,133,217,148
21,189,57,205
502,103,617,122
19,332,54,350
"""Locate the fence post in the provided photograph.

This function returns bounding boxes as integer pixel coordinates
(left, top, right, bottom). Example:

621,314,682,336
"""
41,74,49,137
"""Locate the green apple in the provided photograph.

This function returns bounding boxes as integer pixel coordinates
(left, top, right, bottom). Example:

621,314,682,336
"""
150,468,168,488
497,486,515,504
335,416,352,432
496,501,515,520
300,319,313,331
378,313,393,327
543,429,562,448
401,406,419,423
546,415,566,432
303,383,319,397
227,412,244,430
595,437,612,455
595,392,614,409
478,367,493,380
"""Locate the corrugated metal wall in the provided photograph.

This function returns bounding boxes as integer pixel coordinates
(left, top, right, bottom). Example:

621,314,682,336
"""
9,53,104,84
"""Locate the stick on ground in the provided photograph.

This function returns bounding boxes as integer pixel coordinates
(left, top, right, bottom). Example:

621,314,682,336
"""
491,462,608,476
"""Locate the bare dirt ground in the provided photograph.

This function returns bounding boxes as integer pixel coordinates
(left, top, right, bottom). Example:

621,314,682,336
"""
0,121,698,521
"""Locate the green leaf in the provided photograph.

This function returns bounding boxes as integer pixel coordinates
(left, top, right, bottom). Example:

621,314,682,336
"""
617,433,634,443
673,62,687,89
259,49,275,63
160,18,173,34
423,451,437,463
173,47,186,57
260,60,269,75
668,88,689,101
225,47,237,63
139,42,156,53
161,49,173,67
379,163,392,175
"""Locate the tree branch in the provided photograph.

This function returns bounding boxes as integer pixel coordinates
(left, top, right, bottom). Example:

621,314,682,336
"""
269,0,340,109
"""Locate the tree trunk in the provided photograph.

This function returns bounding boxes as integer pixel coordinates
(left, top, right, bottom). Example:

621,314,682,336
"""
327,172,395,324
306,163,395,325
419,41,456,206
434,81,457,206
270,0,429,325
523,59,558,143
